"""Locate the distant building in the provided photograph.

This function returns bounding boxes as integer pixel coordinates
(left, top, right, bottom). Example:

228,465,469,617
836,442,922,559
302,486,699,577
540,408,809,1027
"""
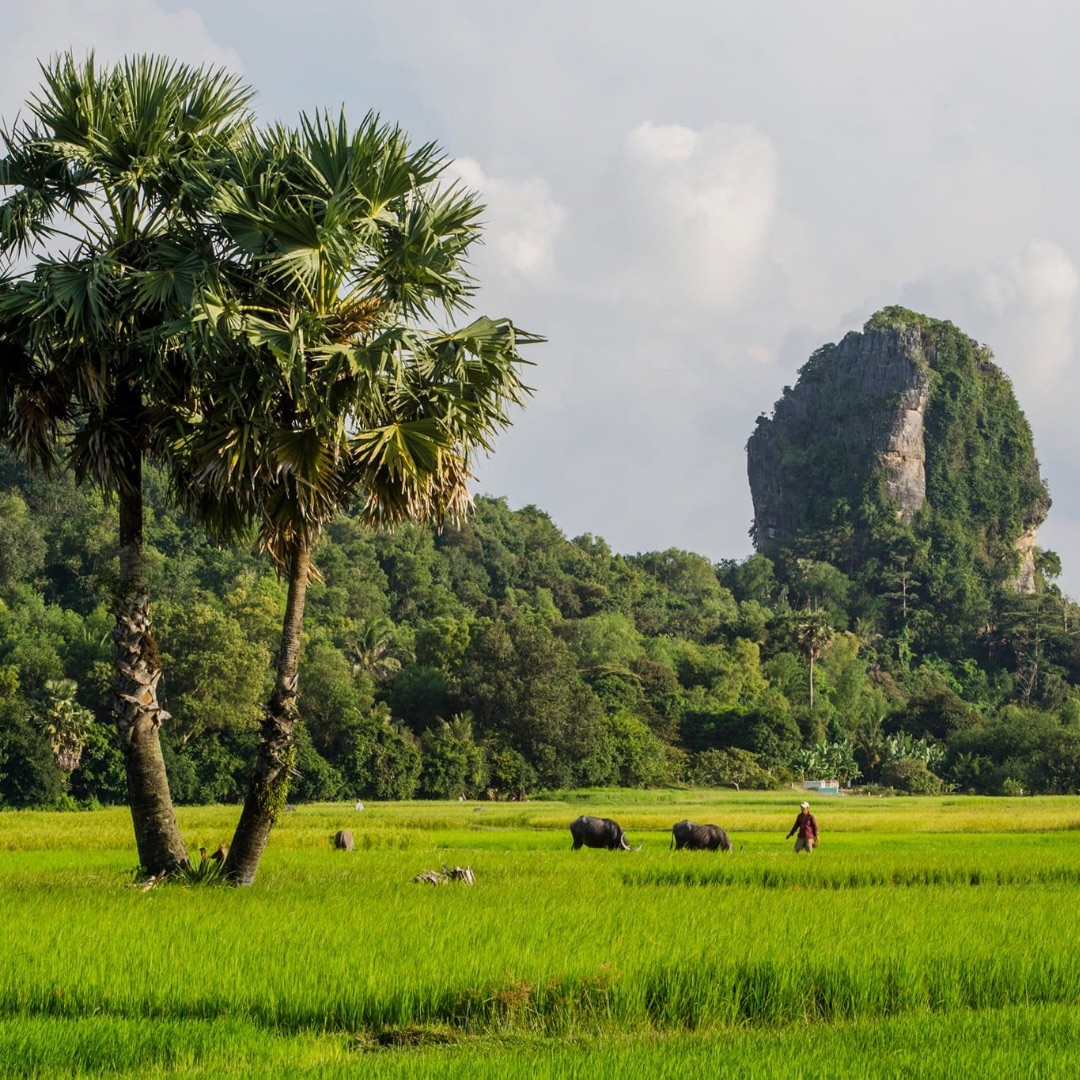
803,779,840,795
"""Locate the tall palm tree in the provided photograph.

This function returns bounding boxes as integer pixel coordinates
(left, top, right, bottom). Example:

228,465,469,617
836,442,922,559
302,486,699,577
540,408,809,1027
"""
792,609,835,713
181,112,539,885
0,54,254,875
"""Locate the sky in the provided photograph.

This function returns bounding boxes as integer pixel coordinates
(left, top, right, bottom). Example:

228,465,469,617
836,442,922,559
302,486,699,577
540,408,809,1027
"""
3,2,1080,594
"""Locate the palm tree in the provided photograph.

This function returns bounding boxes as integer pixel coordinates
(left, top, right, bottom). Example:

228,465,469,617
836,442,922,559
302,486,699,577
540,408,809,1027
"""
0,54,254,875
792,610,835,712
347,618,402,683
180,112,539,885
39,679,94,775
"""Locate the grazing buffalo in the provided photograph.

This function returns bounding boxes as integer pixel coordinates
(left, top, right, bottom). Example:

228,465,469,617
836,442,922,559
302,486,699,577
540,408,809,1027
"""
570,815,638,851
671,820,733,852
333,829,354,851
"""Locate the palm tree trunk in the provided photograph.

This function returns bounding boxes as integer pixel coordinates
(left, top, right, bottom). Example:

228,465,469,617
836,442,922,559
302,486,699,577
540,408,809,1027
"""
225,540,310,886
113,466,189,876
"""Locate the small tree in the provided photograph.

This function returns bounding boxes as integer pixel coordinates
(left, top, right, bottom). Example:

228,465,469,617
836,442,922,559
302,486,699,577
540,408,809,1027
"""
691,746,775,790
880,757,941,794
793,739,859,785
339,705,421,801
38,679,93,775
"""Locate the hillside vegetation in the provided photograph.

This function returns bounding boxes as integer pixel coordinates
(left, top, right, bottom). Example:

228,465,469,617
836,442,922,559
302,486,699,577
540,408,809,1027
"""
1,431,1079,807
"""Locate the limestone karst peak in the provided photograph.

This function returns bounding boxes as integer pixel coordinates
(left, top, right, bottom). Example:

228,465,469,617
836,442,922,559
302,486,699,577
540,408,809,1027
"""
747,307,1050,595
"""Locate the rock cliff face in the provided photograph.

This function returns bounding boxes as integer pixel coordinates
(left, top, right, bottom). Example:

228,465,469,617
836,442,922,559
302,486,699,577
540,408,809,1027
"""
747,308,1049,593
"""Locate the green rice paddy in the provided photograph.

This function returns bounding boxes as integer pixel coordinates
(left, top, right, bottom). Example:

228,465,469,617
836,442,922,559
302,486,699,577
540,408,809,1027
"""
2,791,1079,1076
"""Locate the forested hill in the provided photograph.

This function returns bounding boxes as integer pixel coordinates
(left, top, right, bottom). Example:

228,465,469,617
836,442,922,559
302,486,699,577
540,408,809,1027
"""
748,307,1050,632
2,443,1080,809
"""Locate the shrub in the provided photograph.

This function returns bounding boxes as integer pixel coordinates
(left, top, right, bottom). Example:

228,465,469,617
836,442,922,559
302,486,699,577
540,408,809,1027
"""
879,756,941,794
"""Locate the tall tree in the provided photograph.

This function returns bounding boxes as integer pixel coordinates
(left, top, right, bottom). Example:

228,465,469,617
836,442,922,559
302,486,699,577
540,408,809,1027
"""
0,55,253,874
791,610,835,713
181,113,538,885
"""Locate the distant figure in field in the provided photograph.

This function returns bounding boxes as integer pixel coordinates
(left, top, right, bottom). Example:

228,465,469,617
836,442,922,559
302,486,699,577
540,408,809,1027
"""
786,801,818,853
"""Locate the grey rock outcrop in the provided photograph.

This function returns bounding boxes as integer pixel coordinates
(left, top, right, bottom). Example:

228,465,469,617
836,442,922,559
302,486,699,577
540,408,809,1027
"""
747,309,1048,594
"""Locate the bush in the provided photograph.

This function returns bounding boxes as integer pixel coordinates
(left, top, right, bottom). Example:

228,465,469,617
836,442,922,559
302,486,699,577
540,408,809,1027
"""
69,722,126,805
339,707,421,800
0,705,67,807
879,756,941,794
605,711,679,787
162,729,256,804
418,716,488,799
484,747,537,797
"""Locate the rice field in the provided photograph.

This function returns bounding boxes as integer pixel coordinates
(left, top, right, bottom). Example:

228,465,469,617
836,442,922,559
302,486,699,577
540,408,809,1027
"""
2,790,1080,1076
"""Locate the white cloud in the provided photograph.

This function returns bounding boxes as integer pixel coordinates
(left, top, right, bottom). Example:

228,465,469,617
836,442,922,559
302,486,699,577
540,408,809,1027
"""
900,241,1080,393
975,243,1080,485
1013,241,1080,311
1004,242,1080,380
615,121,779,309
625,122,699,165
445,158,565,283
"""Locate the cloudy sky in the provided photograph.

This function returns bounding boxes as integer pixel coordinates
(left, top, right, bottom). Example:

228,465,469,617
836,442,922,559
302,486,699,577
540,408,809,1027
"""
5,1,1080,593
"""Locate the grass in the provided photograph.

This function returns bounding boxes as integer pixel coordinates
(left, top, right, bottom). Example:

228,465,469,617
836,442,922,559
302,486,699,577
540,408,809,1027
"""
3,791,1080,1075
6,1006,1080,1078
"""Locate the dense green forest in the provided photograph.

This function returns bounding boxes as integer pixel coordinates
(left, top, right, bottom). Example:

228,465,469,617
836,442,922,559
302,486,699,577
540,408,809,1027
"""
2,446,1080,808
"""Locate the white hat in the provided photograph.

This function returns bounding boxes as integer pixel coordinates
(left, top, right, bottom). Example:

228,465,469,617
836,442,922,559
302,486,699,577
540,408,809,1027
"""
800,801,810,808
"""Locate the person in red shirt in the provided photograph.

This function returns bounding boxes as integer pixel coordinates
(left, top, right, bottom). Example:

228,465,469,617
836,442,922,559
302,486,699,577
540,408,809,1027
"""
786,801,818,853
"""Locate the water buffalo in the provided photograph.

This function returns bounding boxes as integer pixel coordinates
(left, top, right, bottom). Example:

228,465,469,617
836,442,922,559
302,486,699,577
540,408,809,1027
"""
333,829,354,851
569,815,639,851
671,820,733,852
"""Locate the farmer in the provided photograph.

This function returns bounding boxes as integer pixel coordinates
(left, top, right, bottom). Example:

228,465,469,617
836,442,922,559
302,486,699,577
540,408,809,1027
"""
786,801,818,853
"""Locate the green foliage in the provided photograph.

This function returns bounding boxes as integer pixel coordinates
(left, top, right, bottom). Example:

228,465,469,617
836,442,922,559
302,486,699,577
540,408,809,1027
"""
460,617,615,788
418,715,488,799
879,757,943,794
0,493,45,593
67,723,126,805
604,711,680,787
296,638,376,755
289,723,344,803
338,706,422,801
944,705,1077,795
0,698,66,807
627,549,739,639
162,729,255,805
485,747,537,795
389,664,450,733
0,427,1076,803
793,740,859,783
689,747,776,789
154,598,269,741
